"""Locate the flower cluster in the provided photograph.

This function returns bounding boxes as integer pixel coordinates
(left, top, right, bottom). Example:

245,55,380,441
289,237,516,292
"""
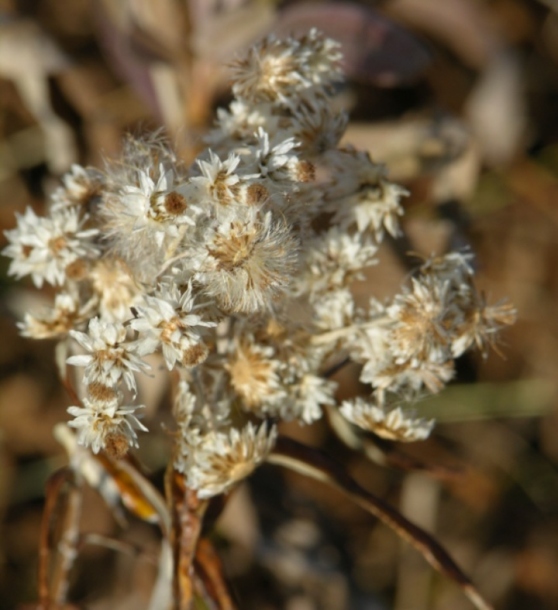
3,30,515,497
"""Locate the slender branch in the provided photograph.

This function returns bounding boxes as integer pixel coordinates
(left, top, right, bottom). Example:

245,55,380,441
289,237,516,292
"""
195,537,237,610
169,469,208,610
80,532,158,564
159,226,192,277
268,436,493,610
310,315,389,346
38,468,71,608
51,475,83,606
322,357,350,379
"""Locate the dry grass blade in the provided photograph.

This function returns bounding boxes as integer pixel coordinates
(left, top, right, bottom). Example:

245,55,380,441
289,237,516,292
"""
268,436,493,610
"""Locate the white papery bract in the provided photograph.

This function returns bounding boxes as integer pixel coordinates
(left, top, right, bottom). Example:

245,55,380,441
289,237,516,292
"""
283,373,336,424
302,227,378,295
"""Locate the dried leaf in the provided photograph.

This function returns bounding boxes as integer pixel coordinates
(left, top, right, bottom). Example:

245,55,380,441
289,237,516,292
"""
0,18,69,77
191,3,275,61
386,0,501,69
54,424,169,529
0,17,76,173
93,0,162,120
466,52,527,166
98,453,170,529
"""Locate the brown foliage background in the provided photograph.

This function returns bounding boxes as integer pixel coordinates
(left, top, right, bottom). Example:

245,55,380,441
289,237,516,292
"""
1,1,557,608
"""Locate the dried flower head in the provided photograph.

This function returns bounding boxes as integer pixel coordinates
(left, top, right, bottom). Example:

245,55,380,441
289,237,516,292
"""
340,398,434,442
182,423,278,498
4,207,99,288
2,28,514,493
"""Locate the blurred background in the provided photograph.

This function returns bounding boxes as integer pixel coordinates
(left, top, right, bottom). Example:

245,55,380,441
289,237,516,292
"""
1,0,558,608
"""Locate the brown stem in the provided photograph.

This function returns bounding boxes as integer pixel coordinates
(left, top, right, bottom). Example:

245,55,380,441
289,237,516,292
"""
169,469,208,610
268,436,493,610
38,469,71,608
195,537,237,610
51,477,83,606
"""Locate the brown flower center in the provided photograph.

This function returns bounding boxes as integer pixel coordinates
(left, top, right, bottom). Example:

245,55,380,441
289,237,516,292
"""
164,192,188,215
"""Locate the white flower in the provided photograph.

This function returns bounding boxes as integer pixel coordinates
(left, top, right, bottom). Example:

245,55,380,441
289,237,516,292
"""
192,150,243,206
67,395,147,454
323,149,382,199
283,373,336,424
246,128,299,184
230,30,341,104
130,282,216,369
68,317,149,393
451,298,517,357
326,149,406,240
206,100,280,148
4,207,99,287
340,398,434,442
350,180,406,239
50,164,103,211
101,164,202,284
89,257,142,323
2,28,516,516
387,277,453,364
19,291,91,339
302,227,377,294
290,95,348,155
182,423,277,498
194,208,298,313
312,287,355,331
418,251,475,287
121,165,199,244
366,358,455,401
226,338,285,410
